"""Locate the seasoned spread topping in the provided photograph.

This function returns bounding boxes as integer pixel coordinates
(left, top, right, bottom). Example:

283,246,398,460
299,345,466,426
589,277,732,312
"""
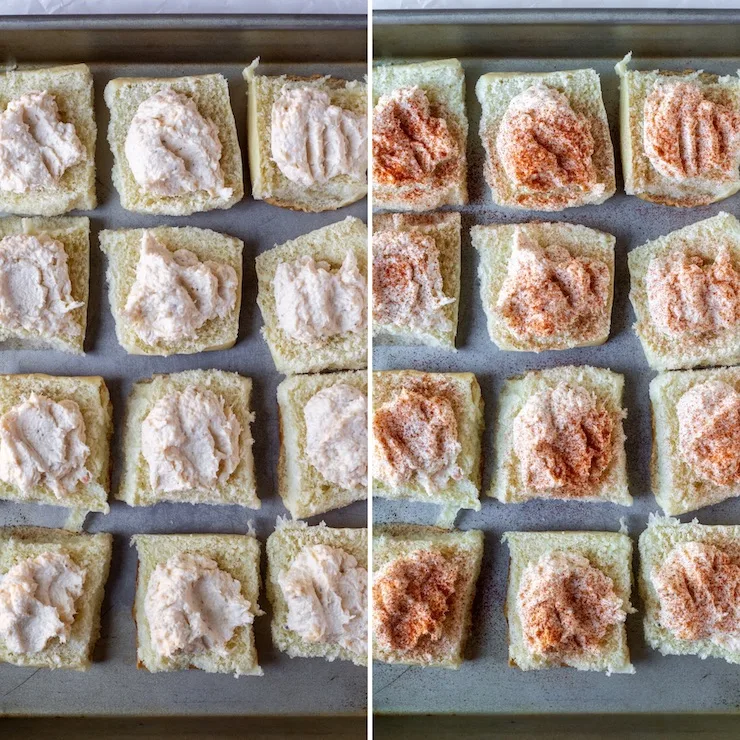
643,81,740,183
271,87,367,187
304,383,367,490
373,549,458,653
0,90,85,193
278,544,367,655
0,393,91,498
518,551,626,659
513,382,615,495
145,552,254,658
141,386,241,494
123,231,237,345
677,380,740,487
0,551,85,654
273,252,366,345
124,88,231,199
0,234,83,339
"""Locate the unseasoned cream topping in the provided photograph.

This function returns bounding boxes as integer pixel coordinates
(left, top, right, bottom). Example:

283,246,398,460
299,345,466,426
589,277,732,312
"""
123,231,237,345
304,383,367,490
271,87,367,187
124,88,231,199
273,251,366,345
145,553,254,658
0,234,83,339
278,544,367,655
141,385,242,494
677,380,740,487
518,551,626,660
0,90,85,193
0,551,85,654
0,393,91,498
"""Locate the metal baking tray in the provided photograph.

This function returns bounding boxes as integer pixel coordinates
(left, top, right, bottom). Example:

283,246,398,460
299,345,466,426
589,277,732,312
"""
0,15,367,725
373,8,740,724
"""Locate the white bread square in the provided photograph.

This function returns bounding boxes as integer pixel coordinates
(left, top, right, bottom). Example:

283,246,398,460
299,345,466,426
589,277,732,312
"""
0,526,112,670
373,59,468,211
118,369,258,509
255,216,367,375
372,524,483,669
373,211,460,350
476,68,615,211
503,530,634,674
493,365,631,506
471,221,616,351
0,64,96,216
0,374,111,514
0,216,89,354
244,62,367,212
639,514,740,664
132,533,262,676
650,367,740,516
628,212,740,371
276,371,366,519
104,74,243,215
99,226,243,357
266,519,367,666
372,370,483,514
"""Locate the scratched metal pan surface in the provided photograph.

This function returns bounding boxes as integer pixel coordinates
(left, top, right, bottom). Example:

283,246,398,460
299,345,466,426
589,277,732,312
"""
0,17,367,718
373,10,740,717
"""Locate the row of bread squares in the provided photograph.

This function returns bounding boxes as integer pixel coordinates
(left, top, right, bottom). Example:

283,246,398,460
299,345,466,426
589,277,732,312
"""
372,55,740,212
0,63,367,217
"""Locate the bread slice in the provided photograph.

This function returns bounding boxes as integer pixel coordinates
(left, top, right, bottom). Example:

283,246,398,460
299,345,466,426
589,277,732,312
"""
255,217,367,375
628,212,740,371
373,59,468,211
0,216,89,354
372,370,483,514
244,61,367,212
132,533,263,676
277,371,366,519
104,74,243,215
503,530,634,674
373,211,460,350
0,374,111,514
476,68,615,210
493,365,631,506
0,526,112,670
372,524,483,669
99,226,243,357
616,53,740,207
639,514,740,664
118,369,258,509
650,368,740,516
471,221,616,351
0,64,96,216
266,519,367,666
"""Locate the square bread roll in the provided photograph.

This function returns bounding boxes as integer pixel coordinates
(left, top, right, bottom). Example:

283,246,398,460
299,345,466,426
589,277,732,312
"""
373,59,468,211
0,64,96,216
118,369,258,509
0,216,89,354
373,211,461,350
266,519,367,666
373,524,483,669
476,68,615,211
471,221,616,351
0,527,112,670
104,74,243,215
132,533,263,676
503,530,634,674
628,211,740,371
493,365,631,506
277,371,367,519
